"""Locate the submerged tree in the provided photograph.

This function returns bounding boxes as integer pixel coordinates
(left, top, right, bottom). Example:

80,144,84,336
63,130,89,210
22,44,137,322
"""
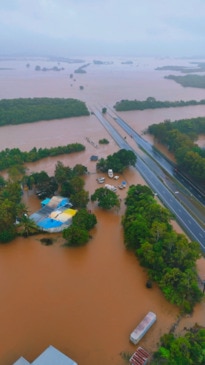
91,187,120,210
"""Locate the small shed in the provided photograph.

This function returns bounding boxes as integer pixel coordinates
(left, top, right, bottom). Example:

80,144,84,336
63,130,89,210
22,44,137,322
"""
129,347,150,365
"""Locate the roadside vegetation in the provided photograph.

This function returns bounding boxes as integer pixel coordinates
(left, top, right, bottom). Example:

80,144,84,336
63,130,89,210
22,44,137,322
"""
114,96,205,111
0,143,85,171
122,184,203,313
148,118,205,186
0,98,89,126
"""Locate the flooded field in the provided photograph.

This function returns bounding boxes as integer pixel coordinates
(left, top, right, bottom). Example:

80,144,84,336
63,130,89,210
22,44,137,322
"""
0,57,204,364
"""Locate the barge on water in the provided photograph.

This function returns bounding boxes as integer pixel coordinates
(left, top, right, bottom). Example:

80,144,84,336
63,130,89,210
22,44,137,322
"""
130,312,156,345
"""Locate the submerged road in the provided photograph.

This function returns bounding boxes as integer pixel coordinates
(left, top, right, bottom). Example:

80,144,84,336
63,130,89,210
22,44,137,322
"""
93,108,205,252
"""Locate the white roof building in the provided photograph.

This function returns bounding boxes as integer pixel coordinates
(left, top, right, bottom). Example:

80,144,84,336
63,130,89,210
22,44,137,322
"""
13,346,78,365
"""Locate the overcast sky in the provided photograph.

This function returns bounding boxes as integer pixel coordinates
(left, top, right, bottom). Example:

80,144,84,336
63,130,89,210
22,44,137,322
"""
1,0,205,57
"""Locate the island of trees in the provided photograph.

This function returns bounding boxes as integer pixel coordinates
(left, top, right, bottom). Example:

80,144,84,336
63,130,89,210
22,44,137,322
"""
148,117,205,187
0,98,90,126
165,74,205,89
156,61,205,73
122,184,203,313
0,143,85,171
35,65,64,72
113,97,205,111
74,63,90,74
96,148,137,173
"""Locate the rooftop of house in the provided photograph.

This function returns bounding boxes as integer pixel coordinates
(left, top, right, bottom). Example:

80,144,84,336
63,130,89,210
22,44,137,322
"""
13,345,78,365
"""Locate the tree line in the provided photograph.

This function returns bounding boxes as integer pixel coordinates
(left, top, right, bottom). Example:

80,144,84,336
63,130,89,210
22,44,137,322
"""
122,184,202,313
165,74,205,88
0,143,85,171
0,98,90,126
148,118,205,184
113,96,205,111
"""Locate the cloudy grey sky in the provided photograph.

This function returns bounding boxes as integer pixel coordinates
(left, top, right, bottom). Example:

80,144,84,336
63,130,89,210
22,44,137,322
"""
1,0,205,57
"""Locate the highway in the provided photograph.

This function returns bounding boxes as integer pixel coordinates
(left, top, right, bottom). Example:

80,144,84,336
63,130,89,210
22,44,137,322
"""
93,108,205,252
107,109,205,225
110,109,205,205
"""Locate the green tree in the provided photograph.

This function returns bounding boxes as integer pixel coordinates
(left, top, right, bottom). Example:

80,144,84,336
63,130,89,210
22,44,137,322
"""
70,189,89,208
63,225,89,246
91,187,120,210
8,164,26,182
72,209,97,230
54,161,72,185
18,215,39,237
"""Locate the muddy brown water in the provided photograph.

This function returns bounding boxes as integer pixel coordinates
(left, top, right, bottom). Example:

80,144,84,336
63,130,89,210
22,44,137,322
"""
0,58,205,365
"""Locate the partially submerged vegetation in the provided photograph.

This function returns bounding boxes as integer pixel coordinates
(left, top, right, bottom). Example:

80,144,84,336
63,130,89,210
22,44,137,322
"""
96,149,137,173
151,326,205,365
148,117,205,185
0,160,90,243
0,143,85,171
98,138,109,144
0,98,89,126
122,184,203,313
114,97,205,111
63,209,97,247
156,61,205,73
165,74,205,89
91,187,121,210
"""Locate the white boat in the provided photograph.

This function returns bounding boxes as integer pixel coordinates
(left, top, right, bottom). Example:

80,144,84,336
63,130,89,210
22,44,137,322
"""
130,312,156,345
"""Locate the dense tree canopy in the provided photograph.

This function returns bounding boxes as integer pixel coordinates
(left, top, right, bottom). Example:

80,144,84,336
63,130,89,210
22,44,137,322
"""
63,208,97,247
151,327,205,365
91,187,120,210
165,74,205,89
0,143,85,171
96,149,136,173
72,208,97,231
0,98,89,126
122,184,202,313
114,97,205,111
0,181,39,243
148,118,205,185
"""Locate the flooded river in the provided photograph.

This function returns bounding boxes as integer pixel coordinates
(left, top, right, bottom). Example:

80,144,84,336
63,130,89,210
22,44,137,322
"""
0,57,204,365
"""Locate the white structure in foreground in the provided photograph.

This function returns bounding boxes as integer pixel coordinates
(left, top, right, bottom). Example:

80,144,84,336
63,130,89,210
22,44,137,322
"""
13,345,78,365
130,312,157,345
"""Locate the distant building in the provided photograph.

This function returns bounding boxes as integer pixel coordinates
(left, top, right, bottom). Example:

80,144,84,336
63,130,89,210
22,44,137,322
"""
13,345,78,365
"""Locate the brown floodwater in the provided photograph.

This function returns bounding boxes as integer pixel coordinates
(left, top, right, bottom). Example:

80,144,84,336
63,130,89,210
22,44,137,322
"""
0,57,205,365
